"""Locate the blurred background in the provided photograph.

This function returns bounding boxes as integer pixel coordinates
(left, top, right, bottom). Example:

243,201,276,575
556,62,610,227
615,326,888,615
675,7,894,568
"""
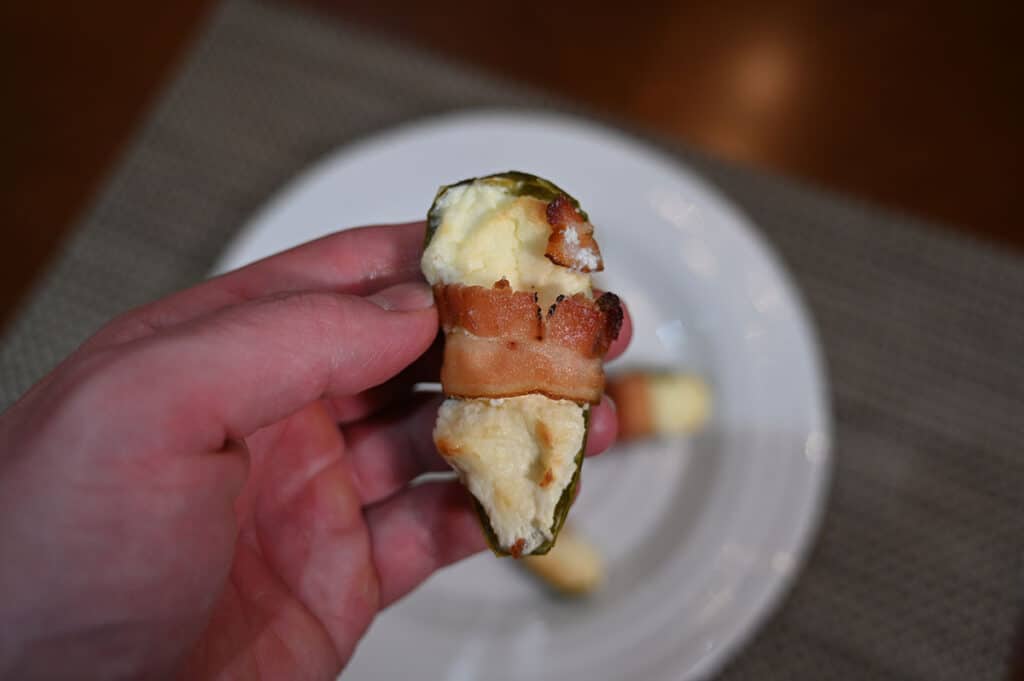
2,0,1021,331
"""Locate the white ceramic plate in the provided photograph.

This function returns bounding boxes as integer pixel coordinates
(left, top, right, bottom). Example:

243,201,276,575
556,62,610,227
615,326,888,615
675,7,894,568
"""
213,111,831,681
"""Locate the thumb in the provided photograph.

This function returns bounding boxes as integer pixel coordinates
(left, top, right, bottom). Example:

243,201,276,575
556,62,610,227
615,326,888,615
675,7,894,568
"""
112,282,437,451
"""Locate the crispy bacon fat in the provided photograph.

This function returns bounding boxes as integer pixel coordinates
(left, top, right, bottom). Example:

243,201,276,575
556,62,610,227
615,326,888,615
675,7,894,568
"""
435,281,623,403
545,194,604,273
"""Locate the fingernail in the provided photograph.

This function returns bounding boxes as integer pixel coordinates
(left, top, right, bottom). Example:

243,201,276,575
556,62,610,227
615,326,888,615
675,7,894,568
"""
368,282,435,311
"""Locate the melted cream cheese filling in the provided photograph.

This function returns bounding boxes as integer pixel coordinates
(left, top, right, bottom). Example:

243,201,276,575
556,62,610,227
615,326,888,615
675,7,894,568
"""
434,395,586,554
422,183,591,309
649,374,712,434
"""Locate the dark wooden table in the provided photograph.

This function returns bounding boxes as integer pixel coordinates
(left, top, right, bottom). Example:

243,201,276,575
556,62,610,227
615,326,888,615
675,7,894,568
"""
3,0,1021,330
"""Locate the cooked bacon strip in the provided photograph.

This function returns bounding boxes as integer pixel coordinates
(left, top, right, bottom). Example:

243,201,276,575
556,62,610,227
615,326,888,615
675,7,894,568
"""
544,194,604,273
435,284,621,357
604,373,653,439
441,330,605,403
547,292,622,358
434,282,623,403
434,279,540,339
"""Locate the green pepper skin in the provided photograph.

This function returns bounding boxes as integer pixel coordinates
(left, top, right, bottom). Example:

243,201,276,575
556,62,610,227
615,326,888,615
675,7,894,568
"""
473,408,589,558
425,171,588,247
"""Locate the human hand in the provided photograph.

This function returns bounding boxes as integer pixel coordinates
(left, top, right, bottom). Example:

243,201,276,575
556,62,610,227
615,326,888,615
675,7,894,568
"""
0,222,631,680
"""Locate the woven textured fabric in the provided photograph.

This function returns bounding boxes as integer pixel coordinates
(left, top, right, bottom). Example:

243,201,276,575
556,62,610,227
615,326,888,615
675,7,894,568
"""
2,1,1022,678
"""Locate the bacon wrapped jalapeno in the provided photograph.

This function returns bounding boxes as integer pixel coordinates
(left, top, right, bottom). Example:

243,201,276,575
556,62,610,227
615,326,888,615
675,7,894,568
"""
422,172,621,556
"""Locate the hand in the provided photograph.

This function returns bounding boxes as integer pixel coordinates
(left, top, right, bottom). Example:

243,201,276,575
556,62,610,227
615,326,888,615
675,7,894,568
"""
0,222,631,680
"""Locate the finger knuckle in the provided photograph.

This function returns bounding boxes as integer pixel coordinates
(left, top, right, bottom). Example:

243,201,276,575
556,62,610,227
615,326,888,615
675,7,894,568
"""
37,347,145,444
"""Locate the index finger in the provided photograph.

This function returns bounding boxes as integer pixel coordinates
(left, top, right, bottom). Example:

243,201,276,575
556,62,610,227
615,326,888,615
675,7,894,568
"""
88,221,427,349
